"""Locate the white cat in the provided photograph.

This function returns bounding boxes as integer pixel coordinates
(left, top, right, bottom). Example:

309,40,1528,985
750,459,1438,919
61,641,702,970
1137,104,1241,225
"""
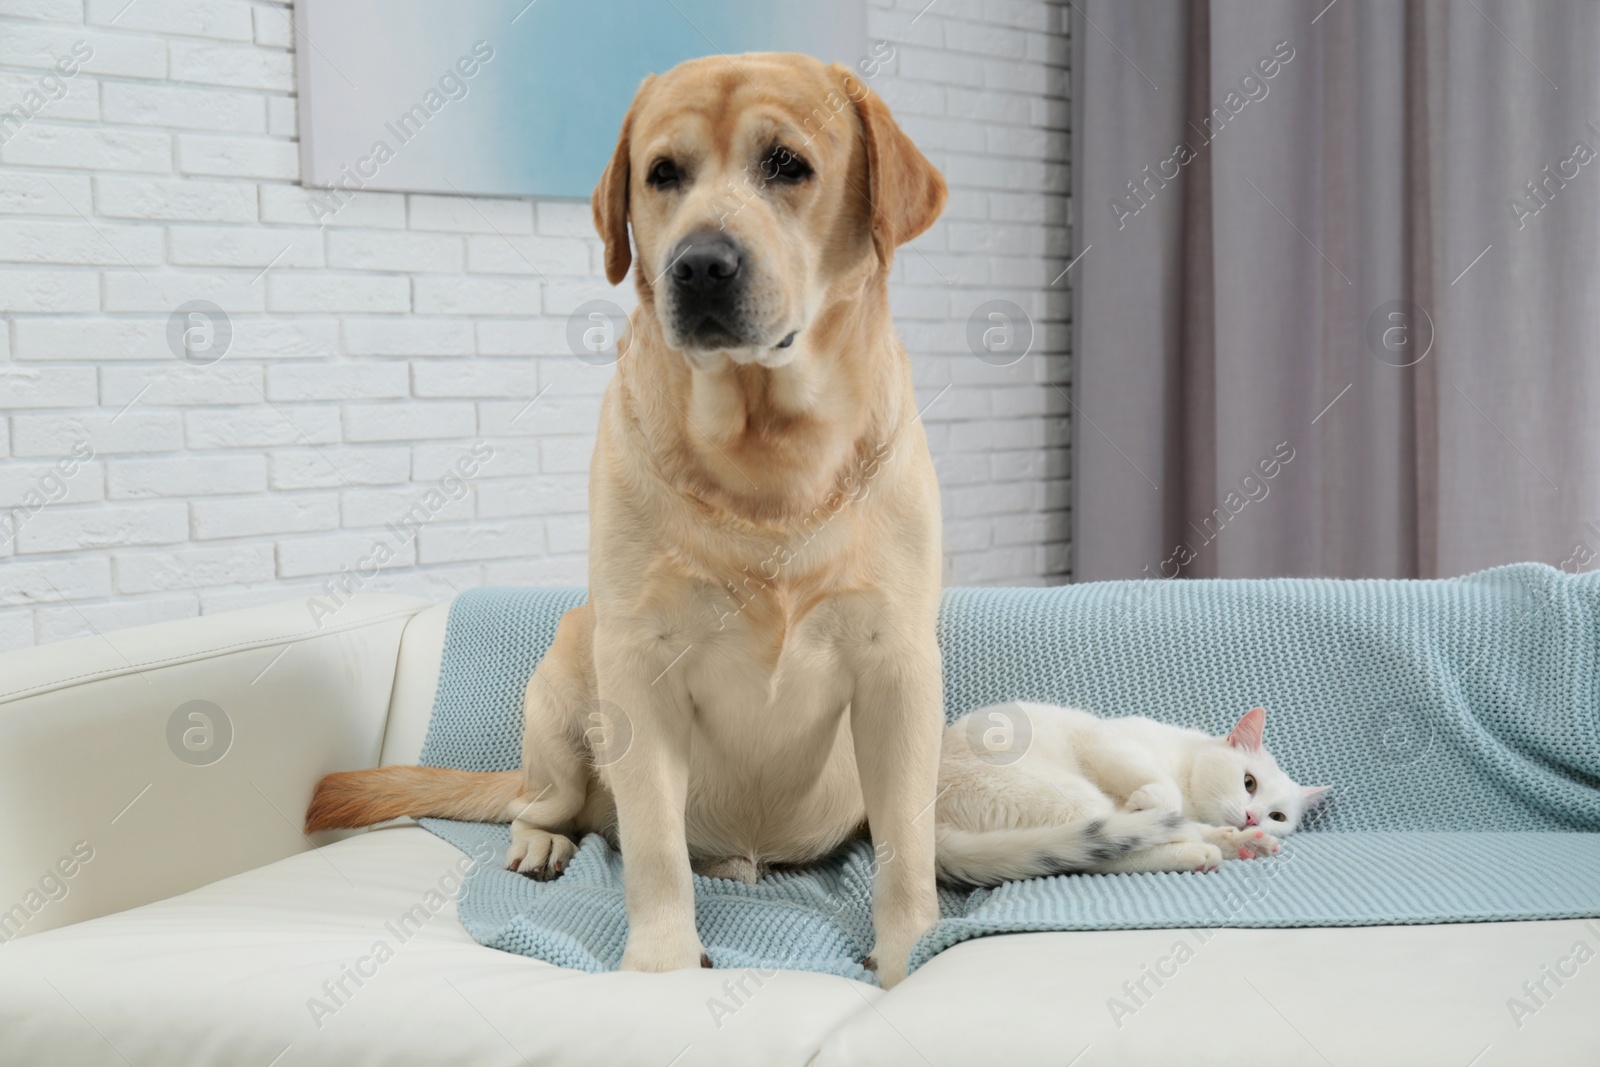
935,703,1330,886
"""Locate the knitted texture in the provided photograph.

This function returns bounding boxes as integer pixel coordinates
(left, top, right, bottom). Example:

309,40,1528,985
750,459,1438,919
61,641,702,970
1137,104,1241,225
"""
418,564,1600,982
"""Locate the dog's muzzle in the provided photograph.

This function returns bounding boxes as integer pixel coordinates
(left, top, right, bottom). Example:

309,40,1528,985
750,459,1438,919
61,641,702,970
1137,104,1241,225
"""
665,230,751,348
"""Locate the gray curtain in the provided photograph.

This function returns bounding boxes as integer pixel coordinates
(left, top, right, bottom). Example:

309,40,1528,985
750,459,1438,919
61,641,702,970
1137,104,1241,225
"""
1071,0,1600,581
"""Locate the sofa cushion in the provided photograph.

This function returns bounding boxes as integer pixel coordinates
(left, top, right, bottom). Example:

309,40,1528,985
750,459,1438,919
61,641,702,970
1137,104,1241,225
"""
0,827,874,1067
815,918,1600,1066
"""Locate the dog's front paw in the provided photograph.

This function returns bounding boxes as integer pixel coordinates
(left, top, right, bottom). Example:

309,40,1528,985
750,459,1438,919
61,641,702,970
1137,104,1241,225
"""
1126,782,1184,814
505,823,577,881
619,927,708,974
866,937,916,989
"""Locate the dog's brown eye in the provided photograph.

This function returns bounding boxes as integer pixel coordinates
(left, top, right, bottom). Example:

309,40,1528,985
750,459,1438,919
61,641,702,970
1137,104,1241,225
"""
762,146,811,183
1244,774,1257,794
1270,811,1286,822
647,159,680,188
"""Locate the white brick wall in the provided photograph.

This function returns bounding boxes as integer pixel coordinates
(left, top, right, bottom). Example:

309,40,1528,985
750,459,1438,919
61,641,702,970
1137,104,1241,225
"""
0,0,1070,651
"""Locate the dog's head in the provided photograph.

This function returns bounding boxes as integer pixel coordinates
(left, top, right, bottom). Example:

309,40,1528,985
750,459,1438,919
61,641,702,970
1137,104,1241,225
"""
593,52,946,368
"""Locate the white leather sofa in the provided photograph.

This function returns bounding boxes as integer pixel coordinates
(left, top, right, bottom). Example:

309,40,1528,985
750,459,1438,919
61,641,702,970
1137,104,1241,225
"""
0,596,1594,1066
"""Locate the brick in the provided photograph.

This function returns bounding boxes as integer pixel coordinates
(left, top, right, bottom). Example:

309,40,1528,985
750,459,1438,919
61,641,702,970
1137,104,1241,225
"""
341,566,476,603
86,0,254,40
185,405,339,448
176,133,298,179
535,201,594,237
0,269,98,312
466,235,590,276
0,69,100,121
107,454,266,498
265,96,296,137
411,360,537,398
0,364,97,407
0,611,32,653
100,270,266,313
545,513,587,554
0,27,167,79
166,225,322,268
409,194,533,234
267,274,409,313
418,519,544,563
168,40,294,91
0,556,112,606
0,219,164,266
229,317,339,358
100,81,265,132
15,501,188,552
478,475,586,516
342,402,475,442
0,458,104,507
415,438,538,478
253,5,294,48
539,435,593,474
339,483,474,529
94,175,257,222
99,363,263,406
268,447,410,490
276,531,417,578
1,125,171,172
11,411,182,455
259,184,405,228
327,231,464,273
12,319,169,361
35,594,199,643
540,279,634,316
482,556,584,586
476,317,567,356
343,316,473,356
0,172,92,217
113,543,275,593
0,0,83,20
199,580,326,614
265,363,408,401
414,276,538,315
190,493,338,539
479,395,600,436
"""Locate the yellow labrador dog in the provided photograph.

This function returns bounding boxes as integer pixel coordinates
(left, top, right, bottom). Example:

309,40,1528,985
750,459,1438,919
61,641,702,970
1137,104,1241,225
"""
307,52,946,987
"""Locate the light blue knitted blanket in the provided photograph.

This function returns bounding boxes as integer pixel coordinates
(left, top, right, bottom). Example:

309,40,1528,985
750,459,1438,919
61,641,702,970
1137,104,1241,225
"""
418,564,1600,981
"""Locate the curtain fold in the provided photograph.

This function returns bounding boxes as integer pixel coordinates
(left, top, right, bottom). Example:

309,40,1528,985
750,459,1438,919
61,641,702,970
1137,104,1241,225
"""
1072,0,1600,581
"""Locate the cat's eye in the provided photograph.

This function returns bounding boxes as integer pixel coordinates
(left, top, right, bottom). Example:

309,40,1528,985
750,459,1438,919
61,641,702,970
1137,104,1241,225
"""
1270,811,1286,822
647,159,681,189
1243,774,1257,794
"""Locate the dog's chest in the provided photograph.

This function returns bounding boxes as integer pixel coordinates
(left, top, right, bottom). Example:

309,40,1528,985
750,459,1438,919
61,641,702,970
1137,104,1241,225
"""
670,586,868,858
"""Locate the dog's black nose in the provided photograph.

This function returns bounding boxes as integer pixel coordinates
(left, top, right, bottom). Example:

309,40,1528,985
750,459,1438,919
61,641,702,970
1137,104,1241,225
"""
670,234,742,293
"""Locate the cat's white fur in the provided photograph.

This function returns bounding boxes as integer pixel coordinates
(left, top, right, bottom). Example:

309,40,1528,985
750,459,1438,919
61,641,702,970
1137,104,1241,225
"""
935,703,1330,886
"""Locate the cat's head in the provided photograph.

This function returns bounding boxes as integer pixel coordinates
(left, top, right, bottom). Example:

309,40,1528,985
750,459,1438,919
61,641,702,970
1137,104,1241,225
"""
1188,707,1329,833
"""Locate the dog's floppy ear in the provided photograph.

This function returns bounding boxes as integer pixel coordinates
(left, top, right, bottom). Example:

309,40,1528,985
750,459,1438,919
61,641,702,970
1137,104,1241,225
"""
837,68,947,267
592,76,653,286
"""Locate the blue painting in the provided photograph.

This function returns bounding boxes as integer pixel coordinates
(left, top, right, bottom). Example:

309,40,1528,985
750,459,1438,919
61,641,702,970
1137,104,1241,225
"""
294,0,868,200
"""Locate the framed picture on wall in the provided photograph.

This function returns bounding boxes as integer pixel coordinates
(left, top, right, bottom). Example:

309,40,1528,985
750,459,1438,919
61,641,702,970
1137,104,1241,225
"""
292,0,870,204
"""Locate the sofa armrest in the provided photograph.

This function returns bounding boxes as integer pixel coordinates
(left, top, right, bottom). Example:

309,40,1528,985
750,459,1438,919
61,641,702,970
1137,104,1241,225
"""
0,594,430,939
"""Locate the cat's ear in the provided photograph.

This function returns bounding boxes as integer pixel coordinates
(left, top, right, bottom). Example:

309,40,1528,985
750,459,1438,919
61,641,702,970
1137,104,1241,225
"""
1226,706,1266,752
1301,784,1332,806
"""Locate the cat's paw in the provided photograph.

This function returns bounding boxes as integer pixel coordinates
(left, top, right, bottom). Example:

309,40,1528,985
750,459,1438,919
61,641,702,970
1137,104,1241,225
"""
1203,825,1280,860
1178,843,1223,872
1127,782,1185,814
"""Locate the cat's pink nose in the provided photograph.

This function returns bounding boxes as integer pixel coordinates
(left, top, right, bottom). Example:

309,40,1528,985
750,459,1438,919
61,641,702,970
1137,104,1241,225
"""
1244,812,1259,827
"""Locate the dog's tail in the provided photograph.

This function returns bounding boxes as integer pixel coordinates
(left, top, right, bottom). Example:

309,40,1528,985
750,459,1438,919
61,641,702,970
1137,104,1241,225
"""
935,809,1186,887
304,766,523,833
